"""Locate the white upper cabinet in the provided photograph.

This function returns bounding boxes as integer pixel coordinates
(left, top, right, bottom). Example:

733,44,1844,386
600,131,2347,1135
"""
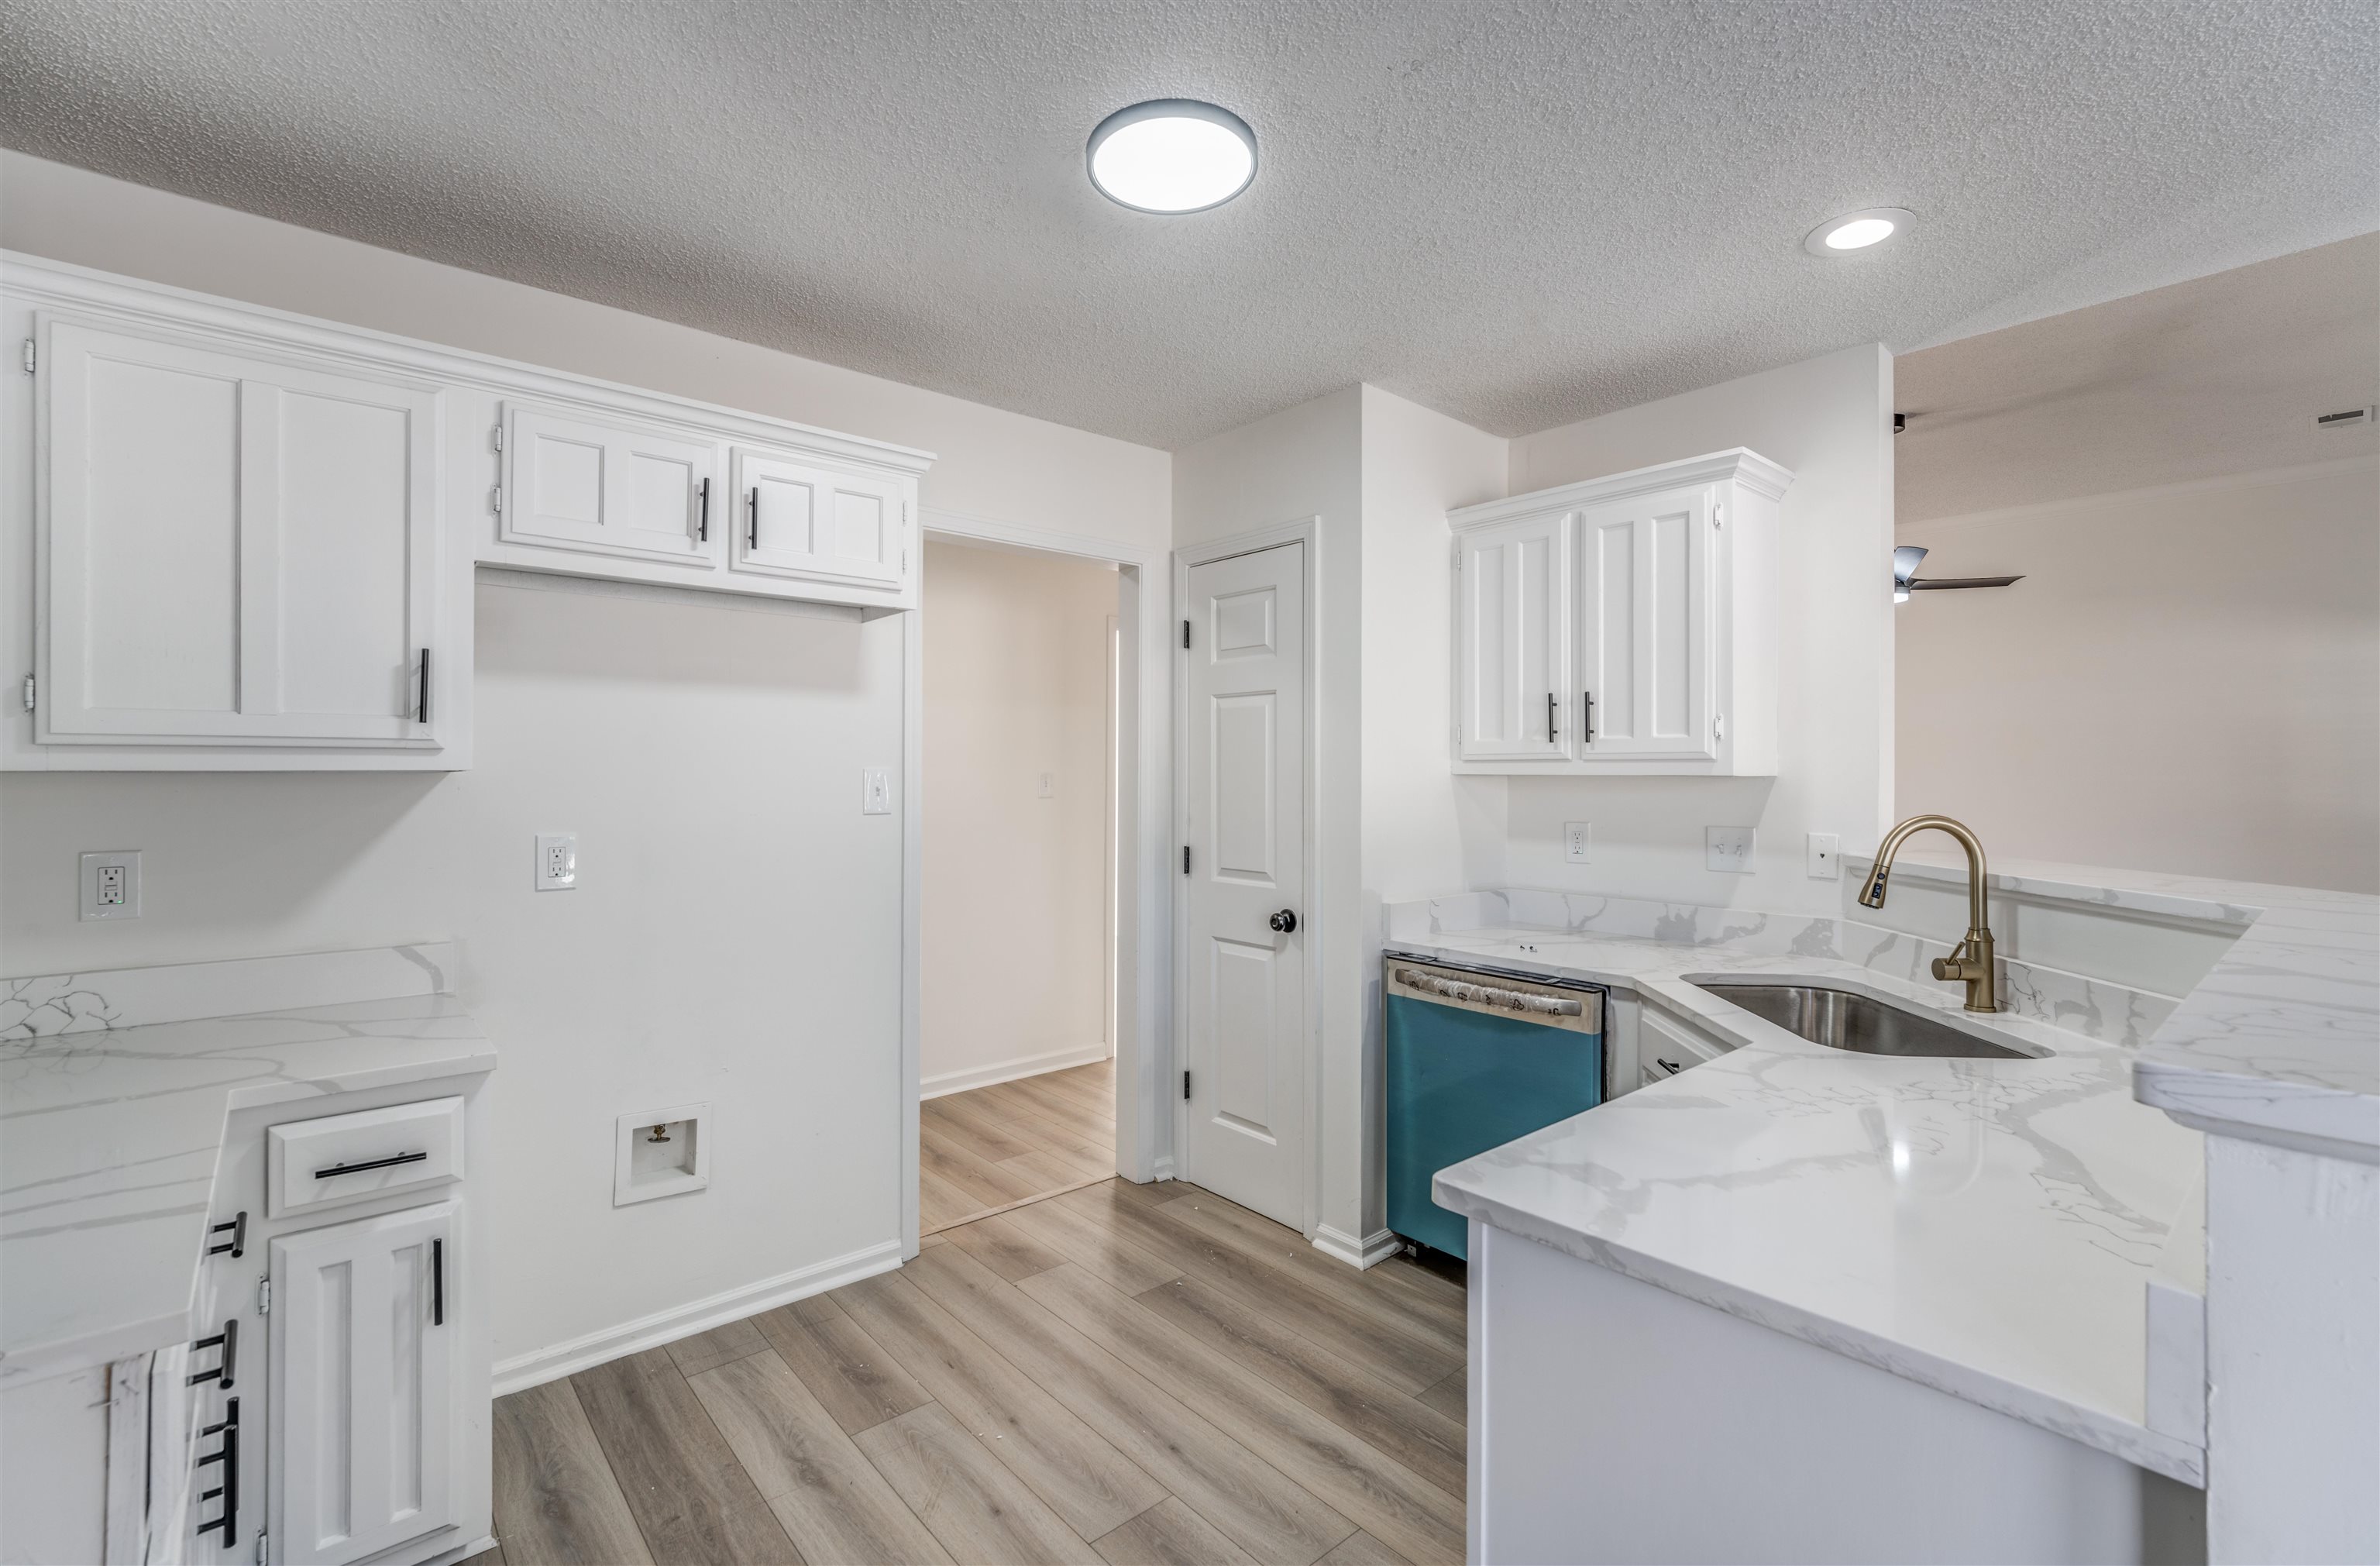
500,403,724,570
1450,449,1792,776
1457,511,1572,760
731,445,909,590
29,309,452,763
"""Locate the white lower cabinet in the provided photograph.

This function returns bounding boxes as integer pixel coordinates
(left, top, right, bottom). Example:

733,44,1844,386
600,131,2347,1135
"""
1450,447,1793,776
1640,1003,1730,1085
271,1203,462,1566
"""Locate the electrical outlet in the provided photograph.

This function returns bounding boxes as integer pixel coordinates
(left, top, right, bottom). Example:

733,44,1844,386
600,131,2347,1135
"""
1706,826,1756,874
534,832,578,891
862,768,892,815
1563,822,1593,864
1807,832,1841,879
79,850,141,921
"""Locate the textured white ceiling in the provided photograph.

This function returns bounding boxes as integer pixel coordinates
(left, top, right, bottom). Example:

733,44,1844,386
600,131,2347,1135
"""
2,1,2375,448
1895,233,2380,522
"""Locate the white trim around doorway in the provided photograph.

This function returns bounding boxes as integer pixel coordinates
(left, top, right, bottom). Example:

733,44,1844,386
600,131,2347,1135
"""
905,508,1173,1259
1171,518,1325,1243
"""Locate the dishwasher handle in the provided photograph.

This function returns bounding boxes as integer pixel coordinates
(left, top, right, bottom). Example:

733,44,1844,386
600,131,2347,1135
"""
1393,966,1584,1017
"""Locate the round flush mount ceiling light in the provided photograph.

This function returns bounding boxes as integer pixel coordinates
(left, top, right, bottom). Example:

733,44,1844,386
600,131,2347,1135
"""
1804,207,1917,256
1087,99,1257,214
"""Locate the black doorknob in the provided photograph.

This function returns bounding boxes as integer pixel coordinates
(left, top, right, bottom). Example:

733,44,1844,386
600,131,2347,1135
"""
1269,909,1298,934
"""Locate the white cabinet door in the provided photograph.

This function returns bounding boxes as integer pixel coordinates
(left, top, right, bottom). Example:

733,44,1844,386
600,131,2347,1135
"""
501,403,722,568
1458,511,1571,760
40,315,442,748
271,1202,459,1566
729,446,908,590
1575,486,1714,761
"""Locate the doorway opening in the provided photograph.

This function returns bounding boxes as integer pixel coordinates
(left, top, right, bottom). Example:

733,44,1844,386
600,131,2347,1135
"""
912,534,1123,1234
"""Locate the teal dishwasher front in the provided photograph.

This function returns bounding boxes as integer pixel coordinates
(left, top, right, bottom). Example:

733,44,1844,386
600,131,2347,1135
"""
1384,955,1604,1260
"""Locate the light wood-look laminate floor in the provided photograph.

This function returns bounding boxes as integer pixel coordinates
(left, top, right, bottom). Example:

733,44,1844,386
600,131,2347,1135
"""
490,1177,1467,1566
919,1058,1118,1235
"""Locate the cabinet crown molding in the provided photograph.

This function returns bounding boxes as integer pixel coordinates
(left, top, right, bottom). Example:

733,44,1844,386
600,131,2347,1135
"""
1448,446,1794,532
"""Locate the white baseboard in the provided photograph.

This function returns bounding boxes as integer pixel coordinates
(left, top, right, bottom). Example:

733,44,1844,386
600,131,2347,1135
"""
492,1238,903,1396
922,1041,1113,1100
1313,1224,1402,1270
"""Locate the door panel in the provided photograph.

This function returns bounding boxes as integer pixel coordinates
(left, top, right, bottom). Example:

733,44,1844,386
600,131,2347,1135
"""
1182,542,1306,1226
731,447,906,588
1577,487,1714,759
1457,512,1570,759
43,317,440,745
271,1201,459,1566
504,404,720,567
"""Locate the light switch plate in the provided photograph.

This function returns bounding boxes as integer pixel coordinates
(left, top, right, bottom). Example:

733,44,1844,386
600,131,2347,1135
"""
79,850,141,921
535,833,578,891
1706,826,1756,874
1563,822,1593,864
862,768,892,814
1807,832,1841,879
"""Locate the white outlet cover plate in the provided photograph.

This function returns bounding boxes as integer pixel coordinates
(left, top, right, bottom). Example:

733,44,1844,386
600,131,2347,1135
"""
1807,832,1842,879
535,832,578,891
79,849,141,921
1563,821,1593,864
1706,826,1756,873
862,768,892,814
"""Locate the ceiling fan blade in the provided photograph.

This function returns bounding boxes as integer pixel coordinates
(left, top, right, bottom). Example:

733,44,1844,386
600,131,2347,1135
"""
1907,574,2024,590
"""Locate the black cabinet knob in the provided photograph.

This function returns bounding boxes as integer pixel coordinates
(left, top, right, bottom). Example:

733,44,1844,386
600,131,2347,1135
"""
1269,909,1298,934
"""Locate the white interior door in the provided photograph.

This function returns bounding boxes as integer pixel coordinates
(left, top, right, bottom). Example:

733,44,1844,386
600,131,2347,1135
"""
1457,511,1572,760
270,1202,459,1566
1576,487,1714,759
1181,542,1307,1227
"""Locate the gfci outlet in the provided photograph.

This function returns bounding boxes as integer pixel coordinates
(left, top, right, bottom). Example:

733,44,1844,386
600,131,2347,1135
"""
1807,832,1842,879
79,850,141,921
1706,826,1756,874
535,832,578,891
1563,822,1593,864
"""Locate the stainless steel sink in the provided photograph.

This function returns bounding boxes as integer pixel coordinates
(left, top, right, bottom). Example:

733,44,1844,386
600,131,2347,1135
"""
1690,981,2030,1058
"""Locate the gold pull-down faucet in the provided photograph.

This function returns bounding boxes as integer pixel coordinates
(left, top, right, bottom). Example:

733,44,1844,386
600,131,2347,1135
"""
1856,814,2000,1013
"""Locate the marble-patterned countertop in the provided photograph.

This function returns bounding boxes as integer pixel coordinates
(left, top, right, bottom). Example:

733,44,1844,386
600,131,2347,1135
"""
1405,912,2210,1485
2,946,494,1382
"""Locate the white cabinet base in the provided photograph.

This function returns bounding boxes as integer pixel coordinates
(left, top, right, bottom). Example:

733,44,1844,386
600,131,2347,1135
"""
1469,1220,2205,1565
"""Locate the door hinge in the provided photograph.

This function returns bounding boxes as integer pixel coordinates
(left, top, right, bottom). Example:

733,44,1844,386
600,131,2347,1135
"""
490,485,504,515
256,1277,271,1316
1181,619,1191,650
1182,1070,1192,1101
19,673,32,714
256,1530,270,1565
1182,845,1191,875
19,339,33,374
490,424,504,453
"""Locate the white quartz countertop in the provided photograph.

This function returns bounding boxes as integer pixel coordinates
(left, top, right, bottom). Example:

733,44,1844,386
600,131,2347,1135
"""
2,947,494,1381
1408,920,2210,1485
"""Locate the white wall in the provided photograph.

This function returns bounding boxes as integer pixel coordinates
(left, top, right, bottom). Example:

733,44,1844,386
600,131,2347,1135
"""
1503,344,1897,912
921,540,1116,1093
1897,457,2379,893
0,153,1170,1373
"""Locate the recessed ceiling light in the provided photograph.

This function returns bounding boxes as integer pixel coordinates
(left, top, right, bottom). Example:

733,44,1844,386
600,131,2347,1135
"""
1804,207,1917,256
1087,99,1257,214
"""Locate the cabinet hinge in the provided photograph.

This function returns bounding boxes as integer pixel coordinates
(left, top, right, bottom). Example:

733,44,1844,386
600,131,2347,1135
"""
19,673,32,714
490,485,504,515
491,425,504,453
1182,1070,1192,1101
1713,714,1726,742
256,1277,271,1316
1712,502,1724,528
257,1530,270,1565
19,339,33,375
1181,619,1191,650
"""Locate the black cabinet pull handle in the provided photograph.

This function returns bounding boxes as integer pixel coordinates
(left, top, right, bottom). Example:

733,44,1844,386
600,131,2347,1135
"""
1546,691,1557,744
315,1149,429,1180
748,487,760,551
417,646,431,724
196,1397,239,1541
187,1317,237,1390
696,477,710,542
1656,1057,1684,1076
207,1211,246,1260
433,1236,445,1326
1583,690,1594,745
